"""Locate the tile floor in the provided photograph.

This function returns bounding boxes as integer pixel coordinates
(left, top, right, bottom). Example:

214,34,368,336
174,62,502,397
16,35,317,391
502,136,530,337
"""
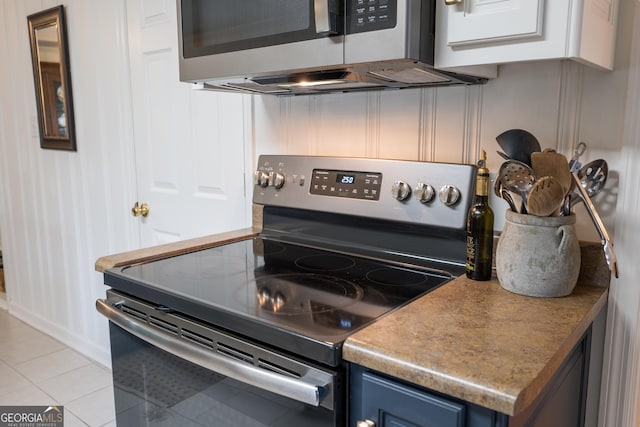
0,306,116,426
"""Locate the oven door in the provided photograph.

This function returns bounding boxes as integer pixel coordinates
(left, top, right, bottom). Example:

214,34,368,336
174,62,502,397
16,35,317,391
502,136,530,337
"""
97,294,342,426
178,0,345,81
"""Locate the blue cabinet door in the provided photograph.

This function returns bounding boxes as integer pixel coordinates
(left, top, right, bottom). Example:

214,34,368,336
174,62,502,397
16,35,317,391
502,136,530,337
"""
360,371,465,427
350,365,509,427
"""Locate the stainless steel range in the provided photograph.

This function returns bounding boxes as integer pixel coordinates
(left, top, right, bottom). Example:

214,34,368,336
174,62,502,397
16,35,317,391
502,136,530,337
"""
97,155,476,426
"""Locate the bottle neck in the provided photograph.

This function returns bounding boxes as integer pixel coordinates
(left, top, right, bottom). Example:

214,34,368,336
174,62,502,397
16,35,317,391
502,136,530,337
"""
475,172,490,198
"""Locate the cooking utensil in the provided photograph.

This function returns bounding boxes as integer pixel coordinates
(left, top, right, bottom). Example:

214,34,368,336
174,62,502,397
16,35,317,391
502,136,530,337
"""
569,142,587,172
571,172,619,278
496,150,510,161
499,160,536,214
580,159,608,198
570,159,609,207
527,176,565,217
561,178,575,216
494,174,518,212
531,149,572,195
496,129,541,166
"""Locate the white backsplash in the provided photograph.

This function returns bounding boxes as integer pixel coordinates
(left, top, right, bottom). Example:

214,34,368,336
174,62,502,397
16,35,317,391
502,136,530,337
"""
252,60,625,239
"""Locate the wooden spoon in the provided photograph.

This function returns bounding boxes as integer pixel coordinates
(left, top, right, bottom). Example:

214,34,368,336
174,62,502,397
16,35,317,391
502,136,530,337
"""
527,176,565,217
531,149,572,195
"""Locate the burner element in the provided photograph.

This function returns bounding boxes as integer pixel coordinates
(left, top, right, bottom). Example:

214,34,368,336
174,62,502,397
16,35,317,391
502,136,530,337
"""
295,255,357,272
255,273,363,316
366,268,430,287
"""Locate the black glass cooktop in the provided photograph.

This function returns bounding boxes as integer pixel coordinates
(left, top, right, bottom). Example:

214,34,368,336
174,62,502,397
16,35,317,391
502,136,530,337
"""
104,237,452,366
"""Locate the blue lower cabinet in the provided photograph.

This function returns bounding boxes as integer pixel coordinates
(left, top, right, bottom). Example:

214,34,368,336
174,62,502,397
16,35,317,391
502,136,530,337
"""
350,365,508,427
349,327,592,427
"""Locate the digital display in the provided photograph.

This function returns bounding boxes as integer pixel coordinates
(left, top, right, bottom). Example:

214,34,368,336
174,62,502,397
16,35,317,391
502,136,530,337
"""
311,169,382,200
337,174,355,185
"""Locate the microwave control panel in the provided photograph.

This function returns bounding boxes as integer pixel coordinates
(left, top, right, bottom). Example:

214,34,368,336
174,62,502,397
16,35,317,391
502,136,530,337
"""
348,0,397,34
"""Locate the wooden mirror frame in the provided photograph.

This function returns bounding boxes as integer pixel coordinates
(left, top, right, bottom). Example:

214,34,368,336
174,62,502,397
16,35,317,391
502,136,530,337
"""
27,5,76,151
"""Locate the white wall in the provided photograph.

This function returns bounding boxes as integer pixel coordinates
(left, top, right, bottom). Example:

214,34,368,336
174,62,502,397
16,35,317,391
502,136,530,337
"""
0,0,138,366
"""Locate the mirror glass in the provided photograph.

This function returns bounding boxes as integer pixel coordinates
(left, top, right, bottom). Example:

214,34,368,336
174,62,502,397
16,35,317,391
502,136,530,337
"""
28,6,76,151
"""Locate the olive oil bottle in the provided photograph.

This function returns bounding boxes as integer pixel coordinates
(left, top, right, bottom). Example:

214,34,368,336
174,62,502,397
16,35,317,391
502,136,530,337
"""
466,150,494,281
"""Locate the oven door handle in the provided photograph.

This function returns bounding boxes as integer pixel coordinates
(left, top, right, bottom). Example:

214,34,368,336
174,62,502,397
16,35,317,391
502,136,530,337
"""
96,298,332,408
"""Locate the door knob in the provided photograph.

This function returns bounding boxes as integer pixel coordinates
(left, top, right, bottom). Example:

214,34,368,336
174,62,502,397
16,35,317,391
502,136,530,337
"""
445,0,462,5
356,420,376,427
131,202,150,217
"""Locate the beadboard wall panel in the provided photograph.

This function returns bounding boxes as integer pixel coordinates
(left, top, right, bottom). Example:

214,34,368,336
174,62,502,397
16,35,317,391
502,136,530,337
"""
252,60,624,236
0,0,137,367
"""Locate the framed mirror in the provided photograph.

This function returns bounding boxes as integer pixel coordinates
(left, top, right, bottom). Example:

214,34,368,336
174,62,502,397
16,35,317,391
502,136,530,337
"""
27,5,76,151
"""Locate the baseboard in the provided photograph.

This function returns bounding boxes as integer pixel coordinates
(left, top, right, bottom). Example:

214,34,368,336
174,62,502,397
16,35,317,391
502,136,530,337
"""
7,302,112,369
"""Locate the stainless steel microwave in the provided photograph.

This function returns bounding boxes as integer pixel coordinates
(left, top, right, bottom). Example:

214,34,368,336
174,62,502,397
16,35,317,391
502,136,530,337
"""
177,0,492,95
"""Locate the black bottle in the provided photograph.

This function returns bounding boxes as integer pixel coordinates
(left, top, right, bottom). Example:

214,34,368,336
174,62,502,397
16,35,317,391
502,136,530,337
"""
466,150,494,281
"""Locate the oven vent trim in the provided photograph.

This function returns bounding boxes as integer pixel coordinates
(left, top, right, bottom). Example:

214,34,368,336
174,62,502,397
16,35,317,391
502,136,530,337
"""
217,342,254,364
112,295,327,393
149,315,179,335
181,328,215,349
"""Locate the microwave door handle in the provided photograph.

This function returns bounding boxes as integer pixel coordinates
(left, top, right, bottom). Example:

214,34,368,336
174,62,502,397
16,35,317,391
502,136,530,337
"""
96,298,332,408
314,0,335,34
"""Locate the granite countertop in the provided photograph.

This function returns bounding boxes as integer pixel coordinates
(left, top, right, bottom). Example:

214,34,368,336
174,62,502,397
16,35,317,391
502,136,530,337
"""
94,227,259,272
343,243,609,417
95,207,264,272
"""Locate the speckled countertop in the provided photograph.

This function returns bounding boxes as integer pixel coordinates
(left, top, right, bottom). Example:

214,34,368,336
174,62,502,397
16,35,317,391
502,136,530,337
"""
343,243,609,417
95,206,264,272
94,227,259,272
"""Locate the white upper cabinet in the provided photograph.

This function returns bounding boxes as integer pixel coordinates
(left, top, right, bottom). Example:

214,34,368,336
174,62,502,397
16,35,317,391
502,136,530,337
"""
435,0,619,71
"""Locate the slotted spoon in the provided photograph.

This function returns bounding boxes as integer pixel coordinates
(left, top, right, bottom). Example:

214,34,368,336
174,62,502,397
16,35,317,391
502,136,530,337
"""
499,160,536,214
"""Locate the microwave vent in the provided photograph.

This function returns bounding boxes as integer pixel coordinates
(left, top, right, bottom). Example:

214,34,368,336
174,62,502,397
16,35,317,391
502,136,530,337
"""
221,82,291,94
369,68,452,84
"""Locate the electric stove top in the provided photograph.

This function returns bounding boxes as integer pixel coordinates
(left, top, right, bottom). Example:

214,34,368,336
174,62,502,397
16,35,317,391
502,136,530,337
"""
104,236,452,366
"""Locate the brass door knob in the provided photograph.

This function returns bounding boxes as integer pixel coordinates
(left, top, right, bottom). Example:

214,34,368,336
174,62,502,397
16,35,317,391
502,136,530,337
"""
445,0,462,4
131,202,150,217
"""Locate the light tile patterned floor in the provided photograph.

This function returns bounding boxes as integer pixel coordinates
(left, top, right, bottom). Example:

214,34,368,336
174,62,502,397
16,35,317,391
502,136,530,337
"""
0,307,115,426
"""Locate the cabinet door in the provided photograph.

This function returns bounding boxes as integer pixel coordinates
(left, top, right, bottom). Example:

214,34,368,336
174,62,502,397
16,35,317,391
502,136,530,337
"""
445,0,544,47
360,372,465,427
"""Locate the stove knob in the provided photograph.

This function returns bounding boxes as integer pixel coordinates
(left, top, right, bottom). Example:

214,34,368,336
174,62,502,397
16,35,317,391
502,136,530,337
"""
391,181,412,201
415,182,435,204
269,172,286,189
254,171,269,188
439,185,462,206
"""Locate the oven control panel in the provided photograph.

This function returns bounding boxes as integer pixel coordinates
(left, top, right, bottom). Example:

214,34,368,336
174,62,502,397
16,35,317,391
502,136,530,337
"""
253,155,476,230
309,169,382,200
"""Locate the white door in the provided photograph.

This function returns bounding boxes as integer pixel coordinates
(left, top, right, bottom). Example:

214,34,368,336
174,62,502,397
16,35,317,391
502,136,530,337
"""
127,0,250,247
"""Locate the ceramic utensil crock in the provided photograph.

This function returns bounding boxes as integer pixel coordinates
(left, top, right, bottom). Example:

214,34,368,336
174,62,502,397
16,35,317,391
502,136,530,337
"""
496,210,580,297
